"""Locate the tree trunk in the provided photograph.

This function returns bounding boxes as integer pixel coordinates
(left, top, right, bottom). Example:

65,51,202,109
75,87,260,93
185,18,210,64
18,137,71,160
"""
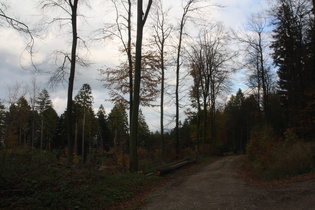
160,58,165,160
75,122,78,155
258,33,269,122
174,1,193,159
196,89,201,155
130,0,143,173
156,159,195,176
31,114,35,148
130,0,152,172
175,14,185,160
82,111,85,162
66,0,78,164
127,0,133,129
40,118,44,150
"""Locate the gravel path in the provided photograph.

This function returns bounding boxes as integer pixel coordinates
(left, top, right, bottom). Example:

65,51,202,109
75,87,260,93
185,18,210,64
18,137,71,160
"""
142,156,315,210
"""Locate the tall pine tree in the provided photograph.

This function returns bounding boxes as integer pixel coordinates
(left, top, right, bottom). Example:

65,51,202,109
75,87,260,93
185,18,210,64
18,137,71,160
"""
270,0,314,131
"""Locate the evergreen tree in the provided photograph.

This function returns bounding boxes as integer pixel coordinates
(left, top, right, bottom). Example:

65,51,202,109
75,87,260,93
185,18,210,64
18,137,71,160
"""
137,109,150,149
74,84,95,160
8,97,32,147
36,89,53,150
96,105,110,151
42,106,58,150
108,102,129,151
270,0,314,129
225,89,246,153
225,90,260,153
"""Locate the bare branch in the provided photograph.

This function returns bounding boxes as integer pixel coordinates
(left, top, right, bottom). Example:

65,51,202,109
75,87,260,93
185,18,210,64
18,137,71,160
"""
0,8,38,71
40,0,72,16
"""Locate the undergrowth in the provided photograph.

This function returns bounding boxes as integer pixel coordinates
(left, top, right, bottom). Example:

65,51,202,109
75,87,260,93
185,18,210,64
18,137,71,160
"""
0,148,160,209
245,126,315,181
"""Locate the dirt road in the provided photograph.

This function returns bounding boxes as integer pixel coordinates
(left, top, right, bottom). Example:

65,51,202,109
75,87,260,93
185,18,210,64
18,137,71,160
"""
142,156,315,210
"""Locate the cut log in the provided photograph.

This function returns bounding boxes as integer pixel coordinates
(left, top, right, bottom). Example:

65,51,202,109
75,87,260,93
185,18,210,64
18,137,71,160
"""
155,160,196,176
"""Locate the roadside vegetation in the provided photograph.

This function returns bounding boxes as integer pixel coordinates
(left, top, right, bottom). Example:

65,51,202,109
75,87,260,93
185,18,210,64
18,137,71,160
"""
0,148,161,209
243,126,315,181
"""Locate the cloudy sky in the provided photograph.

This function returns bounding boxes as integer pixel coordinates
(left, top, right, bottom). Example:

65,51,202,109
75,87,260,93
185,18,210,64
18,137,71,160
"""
0,0,269,131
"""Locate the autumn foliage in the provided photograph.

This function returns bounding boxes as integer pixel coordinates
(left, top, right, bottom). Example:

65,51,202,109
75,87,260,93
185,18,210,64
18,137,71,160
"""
246,126,314,181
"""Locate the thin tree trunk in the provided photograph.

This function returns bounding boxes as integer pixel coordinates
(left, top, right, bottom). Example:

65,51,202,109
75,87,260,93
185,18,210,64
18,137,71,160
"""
175,16,184,160
82,111,85,162
196,89,201,155
211,100,216,145
127,0,133,129
75,122,78,155
31,113,35,148
160,35,166,160
66,0,78,164
40,118,43,150
160,58,165,160
202,95,207,154
174,1,193,159
258,33,268,121
256,57,261,119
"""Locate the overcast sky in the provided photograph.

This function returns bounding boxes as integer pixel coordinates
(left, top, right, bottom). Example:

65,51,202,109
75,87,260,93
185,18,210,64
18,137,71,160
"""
0,0,268,131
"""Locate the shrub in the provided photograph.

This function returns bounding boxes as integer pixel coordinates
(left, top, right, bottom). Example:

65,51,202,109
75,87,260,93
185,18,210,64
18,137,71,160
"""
268,141,313,180
246,127,314,181
246,125,279,170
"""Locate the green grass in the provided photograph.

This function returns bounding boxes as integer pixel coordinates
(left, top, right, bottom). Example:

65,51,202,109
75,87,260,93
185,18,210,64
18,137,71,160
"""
0,148,160,209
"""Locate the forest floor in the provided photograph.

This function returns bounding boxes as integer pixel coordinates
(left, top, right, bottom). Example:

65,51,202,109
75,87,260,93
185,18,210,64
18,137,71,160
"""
141,156,315,210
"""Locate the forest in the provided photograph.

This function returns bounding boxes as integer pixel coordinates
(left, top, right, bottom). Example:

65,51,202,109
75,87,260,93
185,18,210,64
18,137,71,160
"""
0,0,315,208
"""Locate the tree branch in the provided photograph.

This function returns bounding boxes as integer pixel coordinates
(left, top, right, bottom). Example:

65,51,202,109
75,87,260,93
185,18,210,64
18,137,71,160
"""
142,0,153,25
0,8,38,71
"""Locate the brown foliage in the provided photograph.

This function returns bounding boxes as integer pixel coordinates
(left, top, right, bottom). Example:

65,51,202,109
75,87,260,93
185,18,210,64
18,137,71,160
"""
101,52,161,107
246,126,314,181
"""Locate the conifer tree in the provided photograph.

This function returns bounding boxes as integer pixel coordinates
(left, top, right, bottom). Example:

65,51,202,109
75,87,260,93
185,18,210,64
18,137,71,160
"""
36,89,53,150
74,83,94,161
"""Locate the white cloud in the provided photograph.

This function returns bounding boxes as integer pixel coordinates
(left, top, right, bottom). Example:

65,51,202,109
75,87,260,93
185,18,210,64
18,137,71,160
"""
51,95,67,114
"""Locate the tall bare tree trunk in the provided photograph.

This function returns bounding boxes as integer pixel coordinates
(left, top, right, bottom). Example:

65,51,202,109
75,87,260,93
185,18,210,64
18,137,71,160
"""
130,0,152,172
175,0,194,159
152,0,172,161
66,0,78,164
161,58,165,159
127,0,133,129
175,13,185,160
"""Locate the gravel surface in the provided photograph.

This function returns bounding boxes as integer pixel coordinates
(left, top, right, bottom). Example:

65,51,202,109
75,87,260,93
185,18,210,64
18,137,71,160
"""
142,156,315,210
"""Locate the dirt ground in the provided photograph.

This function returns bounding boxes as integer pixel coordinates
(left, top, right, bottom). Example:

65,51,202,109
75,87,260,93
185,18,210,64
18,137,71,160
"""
142,156,315,210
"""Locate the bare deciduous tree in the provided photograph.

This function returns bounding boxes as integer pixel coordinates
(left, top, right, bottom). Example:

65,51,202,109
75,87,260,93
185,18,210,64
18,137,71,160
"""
233,14,274,121
190,24,235,152
151,0,173,160
130,0,152,172
40,0,90,163
99,0,135,126
174,0,205,158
